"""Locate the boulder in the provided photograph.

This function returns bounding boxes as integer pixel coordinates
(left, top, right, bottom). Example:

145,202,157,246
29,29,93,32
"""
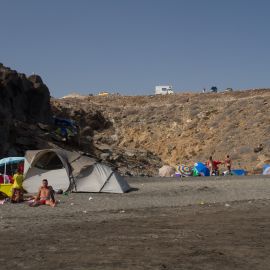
0,64,52,157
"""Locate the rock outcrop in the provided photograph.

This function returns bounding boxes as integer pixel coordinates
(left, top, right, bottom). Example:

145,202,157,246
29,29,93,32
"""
0,64,52,156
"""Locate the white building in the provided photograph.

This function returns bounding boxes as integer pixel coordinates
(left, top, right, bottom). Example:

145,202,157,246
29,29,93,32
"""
155,85,174,95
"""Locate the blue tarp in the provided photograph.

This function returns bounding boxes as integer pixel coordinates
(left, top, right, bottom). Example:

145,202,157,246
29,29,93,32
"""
193,162,210,176
231,169,247,176
0,157,25,166
54,117,76,127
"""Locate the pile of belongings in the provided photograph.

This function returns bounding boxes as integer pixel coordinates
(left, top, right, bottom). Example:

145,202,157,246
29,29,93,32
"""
161,162,247,178
53,117,78,141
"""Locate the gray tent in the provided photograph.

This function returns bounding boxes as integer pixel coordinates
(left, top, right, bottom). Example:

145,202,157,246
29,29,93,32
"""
23,149,130,194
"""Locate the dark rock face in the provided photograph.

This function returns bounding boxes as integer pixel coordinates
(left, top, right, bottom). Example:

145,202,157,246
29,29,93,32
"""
0,64,52,157
0,64,161,176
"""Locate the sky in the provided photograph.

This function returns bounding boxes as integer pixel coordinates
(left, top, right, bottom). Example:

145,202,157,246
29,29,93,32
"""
1,0,270,97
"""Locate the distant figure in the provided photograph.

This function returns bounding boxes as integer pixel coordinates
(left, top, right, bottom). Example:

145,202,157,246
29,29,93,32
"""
203,88,206,93
206,156,222,176
31,179,56,207
224,155,232,174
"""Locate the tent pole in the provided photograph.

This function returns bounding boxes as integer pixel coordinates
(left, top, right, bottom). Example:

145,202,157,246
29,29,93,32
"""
99,171,114,192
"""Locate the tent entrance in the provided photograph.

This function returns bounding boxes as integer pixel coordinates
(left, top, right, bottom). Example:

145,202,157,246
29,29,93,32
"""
34,152,64,170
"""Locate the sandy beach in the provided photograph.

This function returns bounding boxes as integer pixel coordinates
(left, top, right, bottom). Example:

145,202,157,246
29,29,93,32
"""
1,176,270,269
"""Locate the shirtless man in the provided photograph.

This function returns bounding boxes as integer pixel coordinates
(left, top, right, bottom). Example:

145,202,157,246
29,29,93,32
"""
224,155,232,174
34,179,56,207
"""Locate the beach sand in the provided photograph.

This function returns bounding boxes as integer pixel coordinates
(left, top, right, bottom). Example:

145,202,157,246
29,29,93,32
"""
1,176,270,269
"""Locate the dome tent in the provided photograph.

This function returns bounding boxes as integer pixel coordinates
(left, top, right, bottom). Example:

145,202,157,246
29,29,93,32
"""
23,149,130,194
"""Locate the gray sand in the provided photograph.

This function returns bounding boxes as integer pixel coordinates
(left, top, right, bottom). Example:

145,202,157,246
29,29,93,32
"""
1,175,270,218
1,176,270,270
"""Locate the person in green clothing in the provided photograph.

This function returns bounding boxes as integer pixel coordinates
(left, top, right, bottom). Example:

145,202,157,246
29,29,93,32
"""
11,170,24,203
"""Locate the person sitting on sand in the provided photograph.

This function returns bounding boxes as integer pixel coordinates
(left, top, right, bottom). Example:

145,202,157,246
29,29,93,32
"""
207,156,222,176
11,170,24,203
224,155,232,174
31,179,56,207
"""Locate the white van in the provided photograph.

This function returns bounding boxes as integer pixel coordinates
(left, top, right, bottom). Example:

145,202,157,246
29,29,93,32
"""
155,85,174,95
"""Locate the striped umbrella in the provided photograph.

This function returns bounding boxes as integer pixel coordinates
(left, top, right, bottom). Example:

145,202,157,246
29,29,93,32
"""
177,164,193,177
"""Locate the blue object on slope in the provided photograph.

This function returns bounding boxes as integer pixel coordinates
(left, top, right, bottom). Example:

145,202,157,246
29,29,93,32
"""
54,117,75,127
231,169,247,176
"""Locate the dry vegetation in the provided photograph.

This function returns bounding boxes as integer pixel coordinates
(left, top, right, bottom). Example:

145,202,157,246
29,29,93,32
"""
52,89,270,174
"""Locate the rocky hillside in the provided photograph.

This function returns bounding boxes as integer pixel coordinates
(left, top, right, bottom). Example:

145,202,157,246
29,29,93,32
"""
52,90,270,173
0,64,161,175
1,63,270,175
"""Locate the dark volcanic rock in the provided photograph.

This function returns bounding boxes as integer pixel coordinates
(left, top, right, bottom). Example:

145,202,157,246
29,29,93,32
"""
0,65,52,157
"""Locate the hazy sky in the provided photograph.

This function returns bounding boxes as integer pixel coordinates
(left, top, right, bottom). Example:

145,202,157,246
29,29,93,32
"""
1,0,270,97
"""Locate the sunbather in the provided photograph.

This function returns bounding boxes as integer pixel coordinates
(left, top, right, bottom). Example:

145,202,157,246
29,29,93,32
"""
31,179,56,207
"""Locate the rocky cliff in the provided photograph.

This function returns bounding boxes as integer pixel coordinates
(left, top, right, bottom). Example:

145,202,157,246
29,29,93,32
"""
0,64,52,156
0,64,160,175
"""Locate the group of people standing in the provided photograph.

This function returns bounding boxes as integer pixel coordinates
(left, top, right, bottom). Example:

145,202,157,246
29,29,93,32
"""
206,155,232,176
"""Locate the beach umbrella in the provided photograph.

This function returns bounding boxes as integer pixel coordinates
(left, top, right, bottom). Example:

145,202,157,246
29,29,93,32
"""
0,157,25,182
0,157,25,166
177,164,193,177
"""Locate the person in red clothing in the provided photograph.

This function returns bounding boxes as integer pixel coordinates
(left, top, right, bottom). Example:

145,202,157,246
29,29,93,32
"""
207,156,222,176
